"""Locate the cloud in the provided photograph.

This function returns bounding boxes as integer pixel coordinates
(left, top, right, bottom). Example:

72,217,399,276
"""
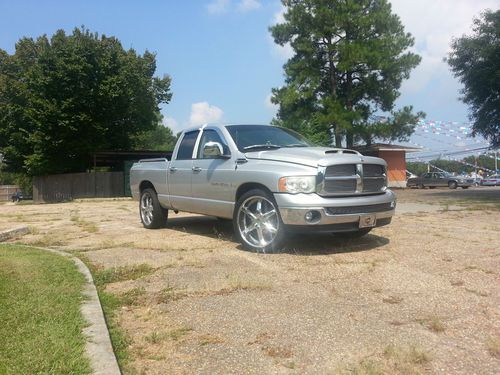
189,102,224,126
390,0,499,96
206,0,230,15
264,93,278,111
237,0,261,12
162,116,180,132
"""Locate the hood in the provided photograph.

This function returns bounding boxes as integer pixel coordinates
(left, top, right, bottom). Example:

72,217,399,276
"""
245,147,386,167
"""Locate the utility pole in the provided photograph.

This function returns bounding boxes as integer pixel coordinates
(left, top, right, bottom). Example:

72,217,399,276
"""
495,150,498,172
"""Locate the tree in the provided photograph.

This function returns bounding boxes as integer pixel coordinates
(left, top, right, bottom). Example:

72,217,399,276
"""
0,27,172,176
270,0,424,148
447,10,500,147
131,114,177,151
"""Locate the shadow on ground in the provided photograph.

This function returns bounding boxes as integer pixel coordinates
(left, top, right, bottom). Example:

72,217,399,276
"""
166,215,389,255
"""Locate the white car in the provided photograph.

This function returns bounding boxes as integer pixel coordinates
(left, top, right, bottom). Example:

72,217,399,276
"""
480,174,500,186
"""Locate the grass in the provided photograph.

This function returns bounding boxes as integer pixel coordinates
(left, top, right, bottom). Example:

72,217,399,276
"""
93,263,155,286
382,295,403,304
342,344,431,375
0,244,91,374
417,316,446,333
70,214,99,233
199,334,225,346
486,336,500,358
120,287,146,306
145,327,193,344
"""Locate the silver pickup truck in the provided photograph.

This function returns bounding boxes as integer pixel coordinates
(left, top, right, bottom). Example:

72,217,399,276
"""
130,124,396,252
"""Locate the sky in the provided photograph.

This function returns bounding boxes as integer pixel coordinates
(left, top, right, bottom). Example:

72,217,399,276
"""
0,0,499,154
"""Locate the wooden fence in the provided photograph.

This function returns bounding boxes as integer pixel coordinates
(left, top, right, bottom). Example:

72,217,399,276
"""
0,185,20,202
33,172,124,203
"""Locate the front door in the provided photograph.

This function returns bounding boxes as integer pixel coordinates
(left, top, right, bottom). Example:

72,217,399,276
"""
191,128,235,218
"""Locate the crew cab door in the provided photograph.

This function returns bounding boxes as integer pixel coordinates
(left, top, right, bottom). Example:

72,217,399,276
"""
191,128,235,218
167,130,200,212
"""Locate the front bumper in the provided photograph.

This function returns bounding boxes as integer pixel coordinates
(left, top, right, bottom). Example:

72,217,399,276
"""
274,190,396,232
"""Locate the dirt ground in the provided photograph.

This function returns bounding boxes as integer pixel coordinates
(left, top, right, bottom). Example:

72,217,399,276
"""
1,187,499,374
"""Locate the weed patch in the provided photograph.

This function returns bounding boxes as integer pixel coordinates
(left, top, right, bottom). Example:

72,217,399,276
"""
93,263,155,286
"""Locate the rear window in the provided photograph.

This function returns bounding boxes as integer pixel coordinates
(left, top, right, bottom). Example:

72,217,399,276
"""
176,131,199,160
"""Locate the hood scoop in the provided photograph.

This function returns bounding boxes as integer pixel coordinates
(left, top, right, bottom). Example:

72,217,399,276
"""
324,149,360,155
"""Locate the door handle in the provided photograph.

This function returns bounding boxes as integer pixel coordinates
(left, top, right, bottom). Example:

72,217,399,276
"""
169,167,177,173
192,166,202,173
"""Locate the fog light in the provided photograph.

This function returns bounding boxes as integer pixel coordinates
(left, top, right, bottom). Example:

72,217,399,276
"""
304,210,321,224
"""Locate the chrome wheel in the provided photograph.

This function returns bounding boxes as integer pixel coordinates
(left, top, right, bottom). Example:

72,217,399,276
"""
237,196,279,249
140,192,154,226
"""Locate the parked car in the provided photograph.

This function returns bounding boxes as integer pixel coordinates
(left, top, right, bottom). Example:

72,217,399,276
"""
406,171,418,180
130,124,396,252
407,172,473,189
480,174,500,186
11,191,33,202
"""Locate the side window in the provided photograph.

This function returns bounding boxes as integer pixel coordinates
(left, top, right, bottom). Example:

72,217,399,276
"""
197,129,229,159
176,131,199,160
423,173,431,178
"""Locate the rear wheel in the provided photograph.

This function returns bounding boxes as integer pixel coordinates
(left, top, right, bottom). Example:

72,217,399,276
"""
417,184,425,189
448,181,458,189
462,186,469,189
140,188,168,229
234,189,285,253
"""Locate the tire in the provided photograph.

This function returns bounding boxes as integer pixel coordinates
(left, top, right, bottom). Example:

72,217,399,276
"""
429,186,436,189
417,184,425,189
335,228,372,239
233,189,285,253
462,186,469,189
448,181,458,189
139,188,168,229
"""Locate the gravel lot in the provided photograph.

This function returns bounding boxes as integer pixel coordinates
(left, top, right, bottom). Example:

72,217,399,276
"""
1,187,499,374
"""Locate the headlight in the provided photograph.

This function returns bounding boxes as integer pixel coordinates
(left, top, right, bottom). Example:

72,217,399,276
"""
278,176,316,194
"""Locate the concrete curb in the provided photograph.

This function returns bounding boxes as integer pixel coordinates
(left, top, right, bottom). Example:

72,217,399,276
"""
0,226,30,242
13,245,121,375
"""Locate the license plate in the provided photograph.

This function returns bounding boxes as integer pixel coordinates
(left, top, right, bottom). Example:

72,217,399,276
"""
359,214,376,228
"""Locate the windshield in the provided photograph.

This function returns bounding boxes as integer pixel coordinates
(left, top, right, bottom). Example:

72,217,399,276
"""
225,125,312,152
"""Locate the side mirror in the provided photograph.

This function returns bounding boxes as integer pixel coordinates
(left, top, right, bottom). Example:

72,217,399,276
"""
203,141,230,158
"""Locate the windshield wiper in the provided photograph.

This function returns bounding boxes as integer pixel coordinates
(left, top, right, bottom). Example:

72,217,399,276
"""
283,143,308,148
243,144,281,151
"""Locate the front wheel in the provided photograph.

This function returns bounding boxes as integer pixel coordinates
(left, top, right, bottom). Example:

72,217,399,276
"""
448,181,458,189
234,189,285,253
140,188,168,229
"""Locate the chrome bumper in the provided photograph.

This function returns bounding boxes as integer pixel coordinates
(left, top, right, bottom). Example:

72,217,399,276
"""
274,190,396,227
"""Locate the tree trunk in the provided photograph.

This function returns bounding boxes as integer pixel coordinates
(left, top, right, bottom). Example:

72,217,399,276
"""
346,133,354,149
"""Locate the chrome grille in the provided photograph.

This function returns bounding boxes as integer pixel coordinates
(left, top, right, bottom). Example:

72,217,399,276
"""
325,164,356,177
324,179,357,193
326,203,393,215
319,163,386,196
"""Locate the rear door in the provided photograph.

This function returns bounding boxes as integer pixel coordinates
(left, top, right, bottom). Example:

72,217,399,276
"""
167,130,200,212
190,128,235,218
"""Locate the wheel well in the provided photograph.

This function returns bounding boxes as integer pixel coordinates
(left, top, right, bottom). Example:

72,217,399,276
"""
139,180,156,193
235,183,272,202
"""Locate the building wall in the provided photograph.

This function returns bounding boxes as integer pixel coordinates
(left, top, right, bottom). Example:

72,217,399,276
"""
377,150,407,188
